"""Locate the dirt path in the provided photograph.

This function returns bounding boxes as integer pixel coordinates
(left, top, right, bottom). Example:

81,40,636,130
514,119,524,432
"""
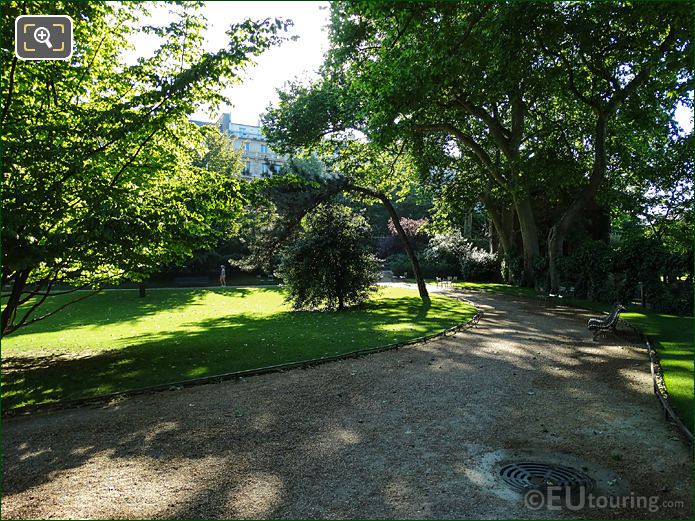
2,289,691,519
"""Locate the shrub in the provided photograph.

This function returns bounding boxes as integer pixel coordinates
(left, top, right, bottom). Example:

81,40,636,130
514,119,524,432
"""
423,232,468,266
503,253,524,285
557,240,614,301
376,235,403,258
422,231,499,281
459,243,499,282
384,253,411,277
276,204,379,310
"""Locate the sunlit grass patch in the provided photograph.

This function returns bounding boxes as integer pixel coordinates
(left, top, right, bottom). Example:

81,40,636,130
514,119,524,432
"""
1,286,475,409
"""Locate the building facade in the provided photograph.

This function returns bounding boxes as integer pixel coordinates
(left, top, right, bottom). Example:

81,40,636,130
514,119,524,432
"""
217,113,286,179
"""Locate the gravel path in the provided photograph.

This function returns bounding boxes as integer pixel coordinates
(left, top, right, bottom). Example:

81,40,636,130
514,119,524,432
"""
2,288,691,519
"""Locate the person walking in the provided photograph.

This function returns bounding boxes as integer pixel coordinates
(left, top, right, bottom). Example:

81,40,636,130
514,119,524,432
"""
219,264,226,287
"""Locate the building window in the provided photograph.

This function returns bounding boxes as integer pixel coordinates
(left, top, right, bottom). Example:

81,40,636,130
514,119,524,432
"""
261,145,268,154
261,164,269,177
245,161,251,175
244,143,250,153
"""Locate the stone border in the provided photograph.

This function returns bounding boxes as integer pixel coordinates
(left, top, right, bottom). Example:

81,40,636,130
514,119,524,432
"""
617,318,693,445
3,297,482,418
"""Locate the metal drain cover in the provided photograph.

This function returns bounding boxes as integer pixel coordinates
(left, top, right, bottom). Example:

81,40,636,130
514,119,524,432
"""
499,462,595,492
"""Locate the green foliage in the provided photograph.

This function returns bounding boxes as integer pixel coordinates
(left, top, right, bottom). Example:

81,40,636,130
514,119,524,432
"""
265,1,692,291
502,253,525,286
1,1,289,332
557,241,614,301
191,125,244,179
420,232,499,281
383,254,413,278
555,237,692,315
277,204,379,310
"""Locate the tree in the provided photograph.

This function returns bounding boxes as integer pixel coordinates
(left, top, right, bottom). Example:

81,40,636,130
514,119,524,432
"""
192,124,245,179
316,2,549,286
1,1,289,334
264,84,431,300
538,1,692,293
276,204,379,311
266,1,690,291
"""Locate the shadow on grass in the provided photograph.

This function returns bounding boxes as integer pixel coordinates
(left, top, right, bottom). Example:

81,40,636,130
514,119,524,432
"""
2,295,470,410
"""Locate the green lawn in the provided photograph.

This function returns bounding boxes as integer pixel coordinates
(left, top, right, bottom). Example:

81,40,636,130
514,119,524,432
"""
1,286,475,410
455,281,693,429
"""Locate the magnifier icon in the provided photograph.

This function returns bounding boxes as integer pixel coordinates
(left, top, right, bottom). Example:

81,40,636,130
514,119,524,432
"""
33,26,52,48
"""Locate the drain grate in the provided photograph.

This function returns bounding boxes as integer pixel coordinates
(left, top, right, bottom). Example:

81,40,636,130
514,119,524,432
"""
499,462,595,492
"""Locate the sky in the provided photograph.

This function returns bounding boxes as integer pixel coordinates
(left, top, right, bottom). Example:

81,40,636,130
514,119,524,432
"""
131,1,330,126
129,1,692,132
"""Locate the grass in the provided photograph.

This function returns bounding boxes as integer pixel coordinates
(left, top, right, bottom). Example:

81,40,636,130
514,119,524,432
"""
455,281,694,430
1,286,475,410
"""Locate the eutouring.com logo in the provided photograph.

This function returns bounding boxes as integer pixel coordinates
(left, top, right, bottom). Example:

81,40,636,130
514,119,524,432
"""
523,488,684,513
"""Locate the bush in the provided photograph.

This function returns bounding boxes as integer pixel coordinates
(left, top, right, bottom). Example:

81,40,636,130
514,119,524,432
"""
557,240,613,301
459,243,499,282
503,253,524,285
384,253,410,277
555,237,692,315
423,232,468,266
376,235,403,258
422,232,499,281
276,204,379,310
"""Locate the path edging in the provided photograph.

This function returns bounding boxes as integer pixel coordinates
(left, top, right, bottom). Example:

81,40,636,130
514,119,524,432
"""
617,318,693,445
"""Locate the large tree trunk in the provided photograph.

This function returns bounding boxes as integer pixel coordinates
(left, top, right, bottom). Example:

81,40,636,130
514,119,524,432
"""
480,196,513,257
344,183,429,301
513,195,540,287
548,114,608,294
1,269,30,336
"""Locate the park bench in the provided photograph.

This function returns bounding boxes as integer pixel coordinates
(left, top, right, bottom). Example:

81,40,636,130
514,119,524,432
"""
435,276,456,288
173,276,210,287
537,285,575,306
381,270,394,282
587,303,626,341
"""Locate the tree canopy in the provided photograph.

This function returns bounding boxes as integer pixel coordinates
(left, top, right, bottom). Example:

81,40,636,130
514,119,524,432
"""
262,1,692,290
1,1,289,334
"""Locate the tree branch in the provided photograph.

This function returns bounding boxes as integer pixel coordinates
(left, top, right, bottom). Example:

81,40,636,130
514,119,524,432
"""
453,97,512,155
5,290,100,335
413,123,509,190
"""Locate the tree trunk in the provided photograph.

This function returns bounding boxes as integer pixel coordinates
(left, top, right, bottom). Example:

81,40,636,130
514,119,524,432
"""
343,183,429,301
463,210,473,238
379,195,429,301
548,114,608,294
480,197,513,257
1,269,30,336
480,195,514,283
139,281,146,298
513,194,540,287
